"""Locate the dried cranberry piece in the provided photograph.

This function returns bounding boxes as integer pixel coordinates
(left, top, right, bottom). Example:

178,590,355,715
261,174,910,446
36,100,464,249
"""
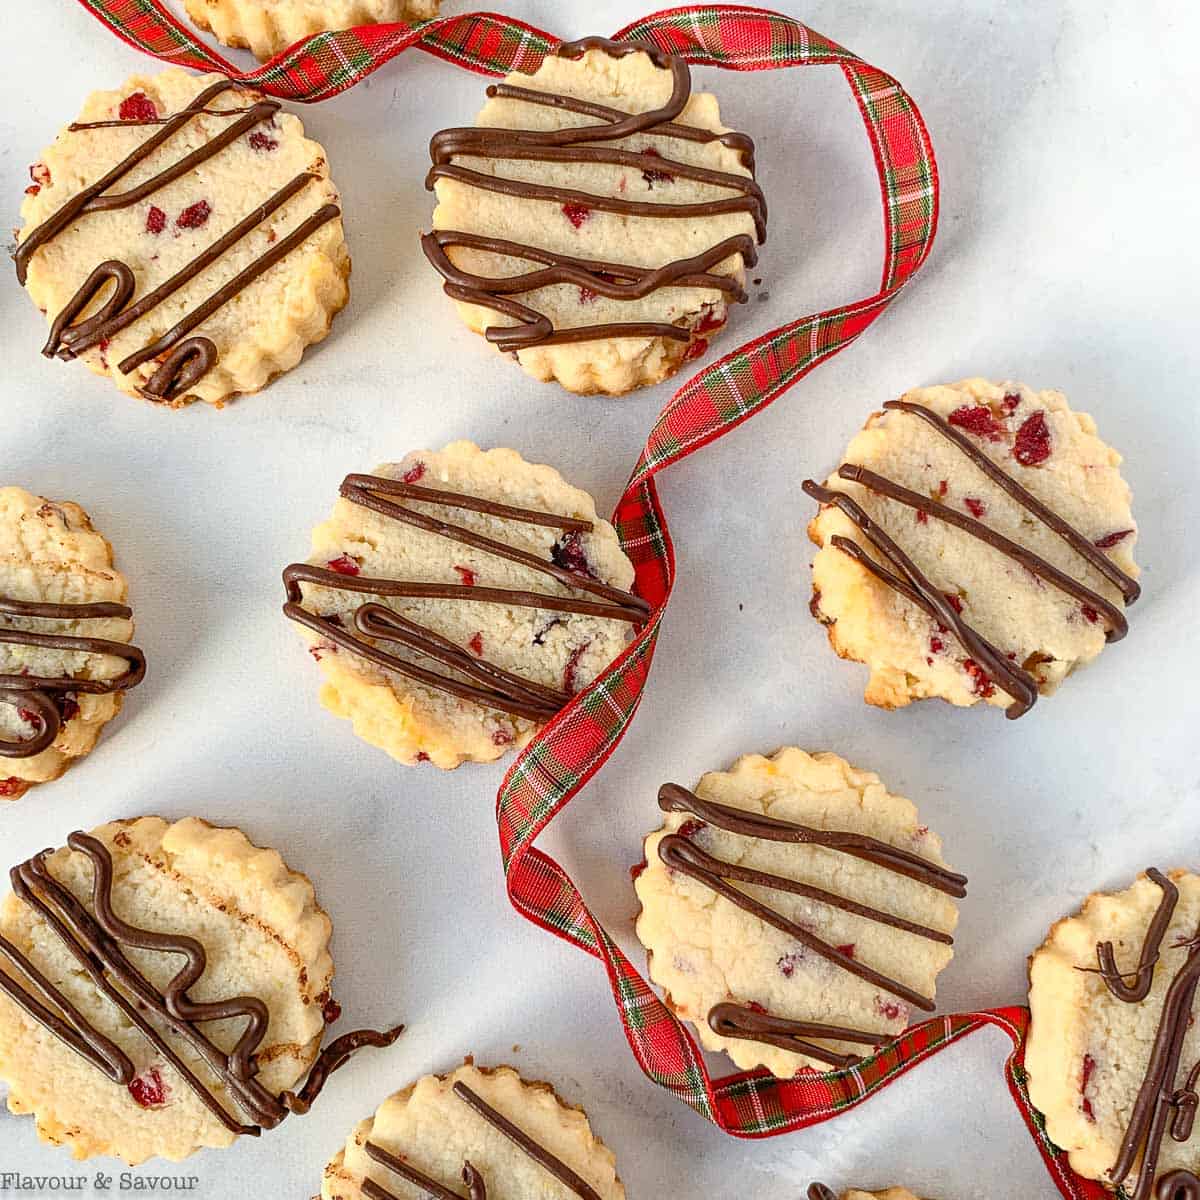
578,286,598,304
562,642,590,694
29,163,51,188
778,953,799,978
176,200,212,230
468,632,484,656
943,592,964,615
326,555,360,576
683,337,709,362
836,943,856,959
561,203,590,229
676,820,705,840
875,997,905,1022
1013,411,1051,465
551,532,595,579
145,205,167,235
746,1000,768,1015
0,777,26,797
947,405,1004,442
1081,604,1100,624
454,565,478,587
1094,528,1133,549
936,480,948,497
963,497,986,519
401,462,426,484
640,147,675,185
915,509,928,525
248,131,278,152
416,751,431,763
694,306,726,336
929,634,945,655
119,93,158,122
128,1066,169,1108
1001,392,1021,415
962,658,995,698
322,997,342,1024
491,729,512,746
1080,1053,1096,1121
56,695,80,724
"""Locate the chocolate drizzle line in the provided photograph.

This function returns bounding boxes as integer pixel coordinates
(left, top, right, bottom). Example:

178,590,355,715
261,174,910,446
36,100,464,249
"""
362,1080,603,1200
0,596,145,759
283,474,648,723
1105,900,1200,1200
709,1003,887,1070
15,80,340,402
423,36,765,352
657,783,967,1020
1090,869,1180,1002
0,832,400,1135
803,399,1139,719
807,1186,838,1200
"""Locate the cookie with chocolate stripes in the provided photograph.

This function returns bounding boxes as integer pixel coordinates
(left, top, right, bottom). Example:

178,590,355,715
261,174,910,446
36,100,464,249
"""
634,748,965,1078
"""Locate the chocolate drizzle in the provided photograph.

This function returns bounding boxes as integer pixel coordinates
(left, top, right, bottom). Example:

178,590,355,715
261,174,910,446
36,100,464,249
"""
362,1079,602,1200
1093,869,1200,1200
423,36,765,353
15,80,340,402
807,1186,838,1200
803,398,1140,719
0,832,400,1135
656,783,966,1049
0,596,145,759
283,473,648,723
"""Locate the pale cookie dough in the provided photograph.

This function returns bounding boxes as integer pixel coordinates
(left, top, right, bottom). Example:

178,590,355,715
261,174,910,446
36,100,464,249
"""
424,38,765,396
806,379,1139,716
284,442,641,769
634,748,963,1078
321,1063,625,1200
1027,869,1200,1194
0,817,349,1163
17,69,348,408
185,0,441,61
0,486,143,800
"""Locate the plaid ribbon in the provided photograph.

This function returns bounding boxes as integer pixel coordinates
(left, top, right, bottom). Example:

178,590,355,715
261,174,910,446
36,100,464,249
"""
77,2,1111,1194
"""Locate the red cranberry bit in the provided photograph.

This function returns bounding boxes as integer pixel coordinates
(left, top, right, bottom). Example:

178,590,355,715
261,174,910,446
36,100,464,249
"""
322,997,342,1024
561,203,590,229
943,592,964,615
929,634,946,655
454,565,478,587
145,205,167,235
578,286,598,304
629,860,647,882
401,461,426,484
30,163,51,187
1094,528,1134,549
309,643,336,662
551,532,594,579
326,555,360,576
128,1067,169,1108
836,943,856,959
118,92,158,122
416,751,431,762
875,997,905,1022
694,306,726,336
947,405,1004,442
1013,411,1052,466
468,632,484,656
676,820,705,840
176,200,212,230
0,777,26,797
683,337,709,363
962,658,995,698
1080,1053,1096,1121
915,509,928,525
1001,392,1021,415
491,729,513,746
56,695,80,724
533,617,566,647
562,641,590,694
746,1000,768,1015
1081,604,1100,624
248,131,279,152
937,479,948,497
640,147,675,185
963,497,986,519
17,708,42,727
777,953,799,978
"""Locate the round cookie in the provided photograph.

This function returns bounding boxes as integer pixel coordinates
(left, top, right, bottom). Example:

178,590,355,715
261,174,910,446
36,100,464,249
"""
16,69,348,408
0,486,145,800
633,748,965,1078
282,442,645,769
423,37,766,396
804,379,1140,718
0,816,400,1163
1027,868,1200,1197
321,1062,625,1200
184,0,441,61
810,1188,927,1200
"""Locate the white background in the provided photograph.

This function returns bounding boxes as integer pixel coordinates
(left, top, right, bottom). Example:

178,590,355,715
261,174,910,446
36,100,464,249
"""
0,1,1196,1197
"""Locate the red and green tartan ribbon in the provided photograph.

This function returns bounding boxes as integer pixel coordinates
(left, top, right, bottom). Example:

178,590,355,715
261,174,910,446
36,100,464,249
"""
76,2,1109,1194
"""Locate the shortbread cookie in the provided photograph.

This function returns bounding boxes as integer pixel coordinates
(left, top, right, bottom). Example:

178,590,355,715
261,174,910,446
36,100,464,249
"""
321,1062,625,1200
184,0,440,60
0,817,400,1164
0,487,145,800
16,69,348,407
810,1188,926,1200
633,748,965,1078
423,37,766,396
283,442,645,769
804,379,1140,718
1027,868,1200,1198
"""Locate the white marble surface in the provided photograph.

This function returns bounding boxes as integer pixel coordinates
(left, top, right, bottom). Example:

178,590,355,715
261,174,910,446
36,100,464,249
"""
0,1,1197,1196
